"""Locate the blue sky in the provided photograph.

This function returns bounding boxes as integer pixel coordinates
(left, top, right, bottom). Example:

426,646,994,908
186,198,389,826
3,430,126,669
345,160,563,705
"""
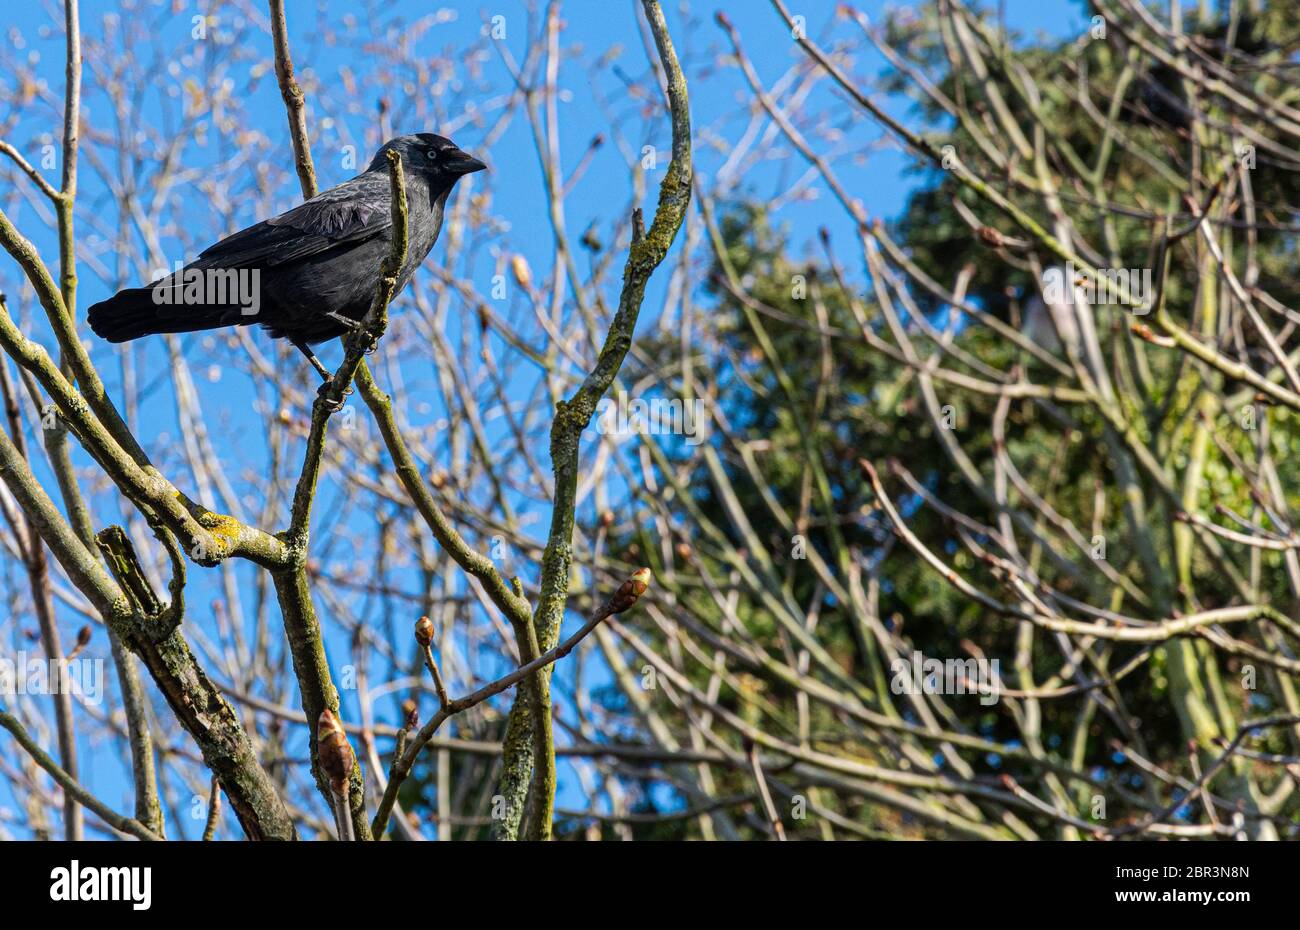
0,0,1084,838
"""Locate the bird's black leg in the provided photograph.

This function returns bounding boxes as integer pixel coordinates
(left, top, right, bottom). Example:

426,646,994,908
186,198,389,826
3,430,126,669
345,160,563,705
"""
292,340,333,382
292,340,350,411
326,310,379,355
324,310,363,332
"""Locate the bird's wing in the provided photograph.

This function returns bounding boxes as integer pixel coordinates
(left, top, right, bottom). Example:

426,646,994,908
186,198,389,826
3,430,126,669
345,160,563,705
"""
197,170,395,268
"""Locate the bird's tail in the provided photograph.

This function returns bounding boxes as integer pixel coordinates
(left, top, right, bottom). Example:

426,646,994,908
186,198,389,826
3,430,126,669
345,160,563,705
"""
87,283,246,343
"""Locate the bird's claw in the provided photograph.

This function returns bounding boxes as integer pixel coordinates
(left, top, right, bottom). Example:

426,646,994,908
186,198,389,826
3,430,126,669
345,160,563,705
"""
316,380,352,411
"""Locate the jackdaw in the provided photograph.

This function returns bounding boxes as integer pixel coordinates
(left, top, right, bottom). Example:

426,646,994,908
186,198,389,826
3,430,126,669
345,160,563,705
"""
87,133,486,379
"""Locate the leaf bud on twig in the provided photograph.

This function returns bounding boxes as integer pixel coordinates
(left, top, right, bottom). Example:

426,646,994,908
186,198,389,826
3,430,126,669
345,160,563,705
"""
606,567,652,615
317,708,355,796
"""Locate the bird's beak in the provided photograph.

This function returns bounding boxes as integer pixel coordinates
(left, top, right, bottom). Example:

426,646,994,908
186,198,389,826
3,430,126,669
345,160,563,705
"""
445,150,487,175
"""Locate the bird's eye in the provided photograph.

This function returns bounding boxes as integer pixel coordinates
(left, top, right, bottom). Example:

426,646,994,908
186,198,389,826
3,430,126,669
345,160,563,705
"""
425,147,439,160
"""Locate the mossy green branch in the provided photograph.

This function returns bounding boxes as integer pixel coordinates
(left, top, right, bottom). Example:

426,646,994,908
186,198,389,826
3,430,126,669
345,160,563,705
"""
271,149,407,843
492,0,692,842
0,420,293,838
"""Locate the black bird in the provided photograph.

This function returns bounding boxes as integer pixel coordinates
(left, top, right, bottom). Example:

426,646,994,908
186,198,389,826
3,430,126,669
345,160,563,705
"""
87,133,486,379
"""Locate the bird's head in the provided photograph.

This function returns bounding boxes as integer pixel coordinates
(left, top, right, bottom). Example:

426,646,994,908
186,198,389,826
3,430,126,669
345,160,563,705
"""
368,133,487,190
